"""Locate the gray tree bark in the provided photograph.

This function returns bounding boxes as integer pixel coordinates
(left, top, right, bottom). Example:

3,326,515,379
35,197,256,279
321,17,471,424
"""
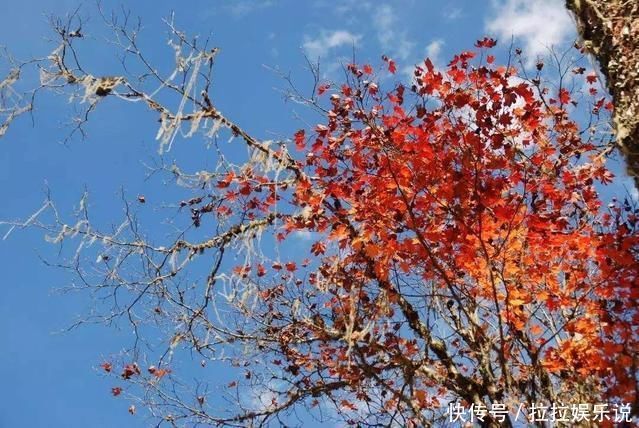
566,0,639,188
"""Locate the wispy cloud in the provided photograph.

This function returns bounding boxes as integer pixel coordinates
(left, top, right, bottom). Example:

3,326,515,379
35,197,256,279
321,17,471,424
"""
425,39,444,64
485,0,574,64
303,30,362,59
293,230,315,241
313,0,372,16
442,6,463,20
401,38,445,80
372,5,415,60
226,0,275,18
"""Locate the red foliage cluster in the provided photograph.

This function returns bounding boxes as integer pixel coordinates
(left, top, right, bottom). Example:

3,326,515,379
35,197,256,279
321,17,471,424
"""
101,39,638,424
207,39,638,422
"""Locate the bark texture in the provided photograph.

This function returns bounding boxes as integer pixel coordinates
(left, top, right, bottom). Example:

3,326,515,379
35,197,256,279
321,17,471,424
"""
566,0,639,188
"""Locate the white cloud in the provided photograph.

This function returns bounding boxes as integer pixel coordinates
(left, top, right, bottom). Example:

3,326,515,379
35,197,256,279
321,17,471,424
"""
485,0,575,63
443,6,463,20
314,0,373,16
293,230,315,241
402,39,445,80
227,0,274,17
373,5,395,47
372,5,415,60
303,30,362,59
425,39,444,63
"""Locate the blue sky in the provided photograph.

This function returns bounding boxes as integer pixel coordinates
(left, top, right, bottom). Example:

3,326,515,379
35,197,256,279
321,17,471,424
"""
0,1,636,427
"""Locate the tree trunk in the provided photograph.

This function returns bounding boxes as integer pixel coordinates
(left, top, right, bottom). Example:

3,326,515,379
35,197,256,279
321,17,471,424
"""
566,0,639,188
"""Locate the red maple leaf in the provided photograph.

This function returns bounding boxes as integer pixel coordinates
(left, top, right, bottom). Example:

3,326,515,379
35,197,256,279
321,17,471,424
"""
474,37,497,48
294,130,306,151
382,55,396,74
317,83,330,96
